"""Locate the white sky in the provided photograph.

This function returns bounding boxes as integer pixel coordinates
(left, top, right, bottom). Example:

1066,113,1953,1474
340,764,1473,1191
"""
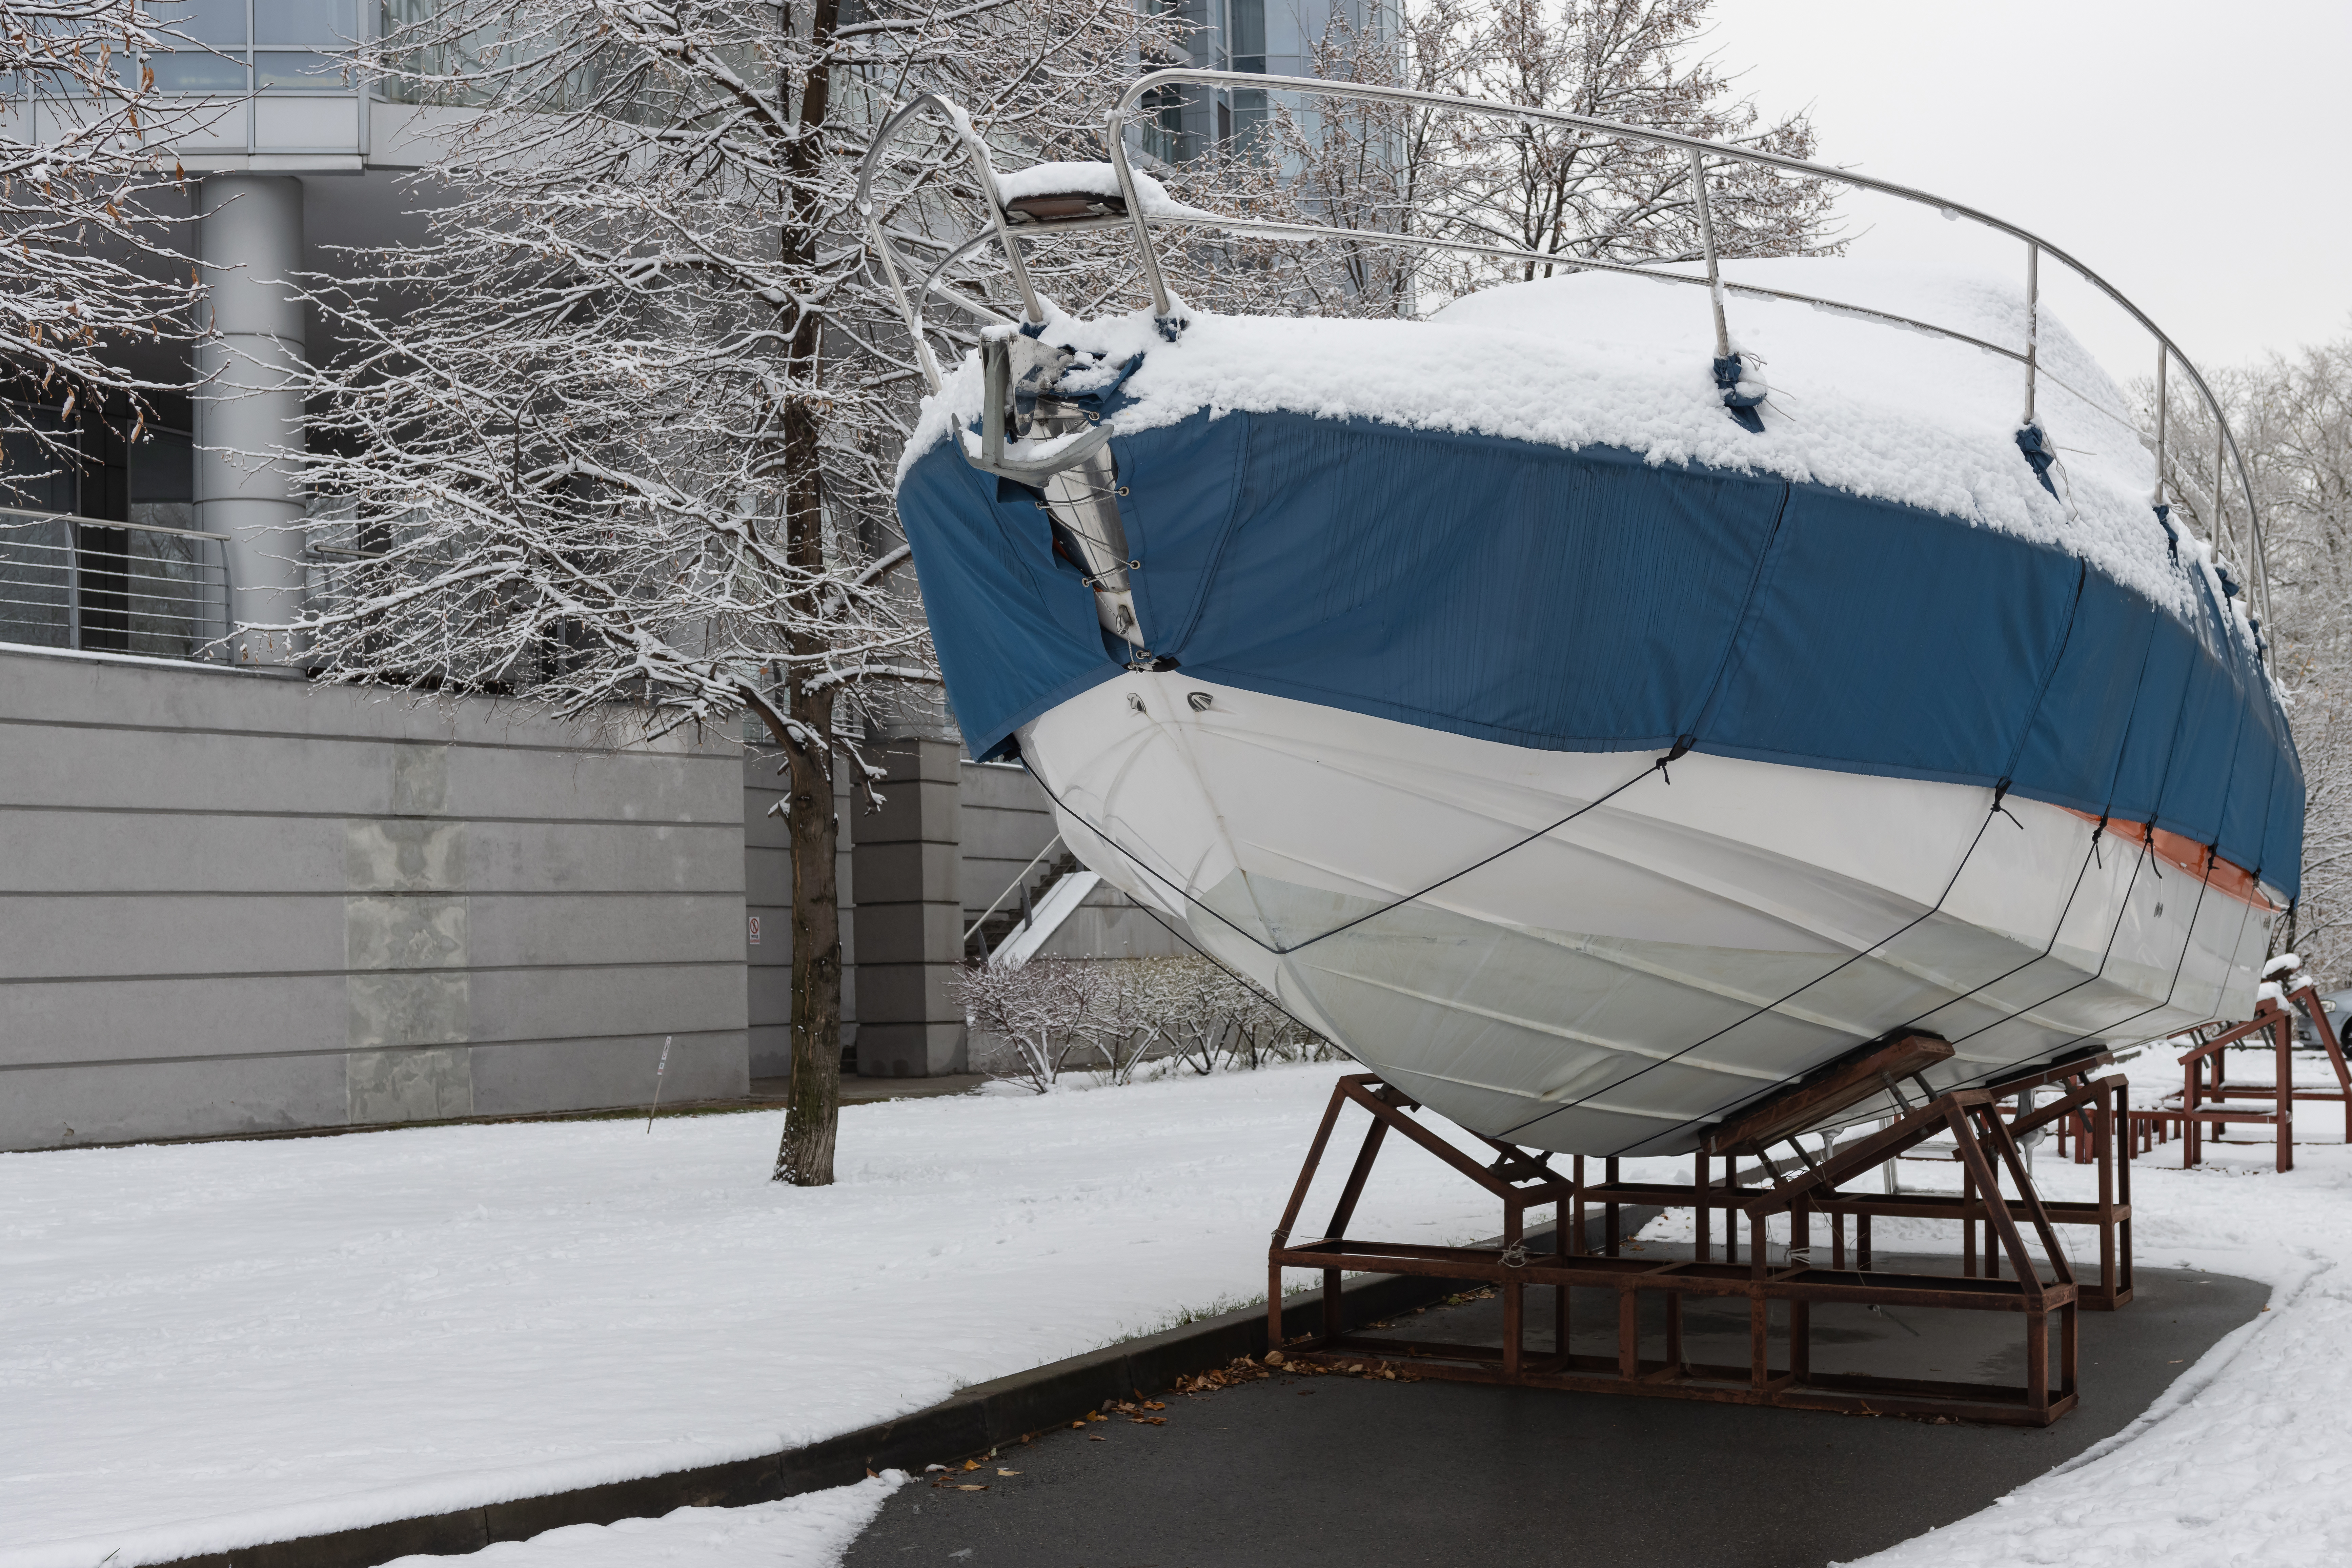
1695,0,2352,379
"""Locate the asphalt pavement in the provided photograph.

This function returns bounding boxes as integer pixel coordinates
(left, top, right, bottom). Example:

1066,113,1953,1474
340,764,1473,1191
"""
844,1252,2267,1568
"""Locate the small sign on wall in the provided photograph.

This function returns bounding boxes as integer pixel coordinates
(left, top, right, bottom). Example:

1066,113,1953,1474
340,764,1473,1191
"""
748,915,762,945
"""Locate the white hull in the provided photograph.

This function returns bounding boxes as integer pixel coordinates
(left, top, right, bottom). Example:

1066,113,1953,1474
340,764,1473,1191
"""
1022,674,2277,1157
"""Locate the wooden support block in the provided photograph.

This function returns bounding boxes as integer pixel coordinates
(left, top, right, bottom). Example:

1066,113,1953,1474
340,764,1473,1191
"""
1704,1034,1955,1156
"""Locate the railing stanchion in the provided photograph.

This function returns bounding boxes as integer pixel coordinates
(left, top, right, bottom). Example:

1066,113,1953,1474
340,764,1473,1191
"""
2152,343,2168,509
65,523,81,652
2023,243,2040,427
2216,419,2231,575
1106,106,1178,324
1687,146,1731,362
951,114,1046,326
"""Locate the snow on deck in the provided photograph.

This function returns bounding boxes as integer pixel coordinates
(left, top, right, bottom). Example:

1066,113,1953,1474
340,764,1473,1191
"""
0,1066,1506,1568
992,160,1209,218
905,258,2222,627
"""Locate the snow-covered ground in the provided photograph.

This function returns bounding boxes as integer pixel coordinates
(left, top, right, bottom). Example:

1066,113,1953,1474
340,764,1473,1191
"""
1837,1047,2352,1568
379,1474,906,1568
7,1052,2348,1568
0,1064,1512,1568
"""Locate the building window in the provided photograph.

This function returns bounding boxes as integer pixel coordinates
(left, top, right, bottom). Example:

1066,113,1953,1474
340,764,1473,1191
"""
1226,0,1264,73
147,0,359,93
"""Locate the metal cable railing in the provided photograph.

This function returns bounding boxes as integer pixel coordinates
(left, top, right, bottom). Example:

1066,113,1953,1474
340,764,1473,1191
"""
0,508,230,660
858,72,2273,630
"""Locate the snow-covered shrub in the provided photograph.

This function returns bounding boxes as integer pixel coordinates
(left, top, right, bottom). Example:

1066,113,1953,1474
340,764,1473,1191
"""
1130,957,1340,1078
955,958,1104,1093
958,955,1343,1091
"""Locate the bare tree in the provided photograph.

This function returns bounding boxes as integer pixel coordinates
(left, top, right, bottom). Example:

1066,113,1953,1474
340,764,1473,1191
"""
1453,0,1838,275
1213,0,1840,321
1188,0,1487,319
279,0,1169,1185
2144,333,2352,983
1,0,202,487
275,0,1828,1183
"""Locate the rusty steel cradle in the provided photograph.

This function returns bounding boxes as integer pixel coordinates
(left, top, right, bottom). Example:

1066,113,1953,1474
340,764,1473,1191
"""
1267,1042,2142,1428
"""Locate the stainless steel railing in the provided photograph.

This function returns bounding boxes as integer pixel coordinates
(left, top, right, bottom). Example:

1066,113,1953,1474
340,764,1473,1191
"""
858,73,2272,630
0,508,230,660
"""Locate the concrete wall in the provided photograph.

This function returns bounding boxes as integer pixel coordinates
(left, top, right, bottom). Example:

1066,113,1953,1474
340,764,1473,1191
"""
959,759,1058,930
0,645,750,1150
1030,882,1198,961
852,738,966,1078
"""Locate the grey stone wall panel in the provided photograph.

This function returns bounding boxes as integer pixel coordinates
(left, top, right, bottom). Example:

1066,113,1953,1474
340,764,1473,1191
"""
0,892,743,981
1031,898,1197,960
744,841,793,897
468,1030,748,1116
430,742,740,826
855,1020,965,1078
856,778,964,845
747,966,794,1029
0,893,353,979
347,1044,474,1121
1,653,733,758
434,821,742,896
0,813,739,896
0,648,754,1148
959,759,1050,809
850,841,959,905
847,902,965,963
3,973,349,1067
460,894,745,971
0,812,350,894
0,1053,348,1148
852,961,962,1026
0,724,403,815
461,963,746,1043
748,1024,790,1079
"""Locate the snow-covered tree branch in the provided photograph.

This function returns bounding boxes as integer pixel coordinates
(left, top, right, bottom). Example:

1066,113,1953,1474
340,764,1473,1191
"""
278,0,1174,1186
2141,334,2352,983
1,0,204,487
1196,0,1842,320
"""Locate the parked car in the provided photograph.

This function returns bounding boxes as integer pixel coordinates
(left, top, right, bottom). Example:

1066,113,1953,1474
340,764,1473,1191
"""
2293,989,2352,1049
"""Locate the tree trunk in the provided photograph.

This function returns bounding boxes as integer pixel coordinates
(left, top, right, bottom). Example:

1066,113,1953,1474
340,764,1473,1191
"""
773,674,843,1184
770,0,847,1185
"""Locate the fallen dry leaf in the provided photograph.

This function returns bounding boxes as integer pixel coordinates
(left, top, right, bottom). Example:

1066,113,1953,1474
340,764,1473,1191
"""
997,1468,1021,1476
961,1459,981,1471
1131,1416,1168,1425
955,1484,989,1492
1087,1435,1107,1442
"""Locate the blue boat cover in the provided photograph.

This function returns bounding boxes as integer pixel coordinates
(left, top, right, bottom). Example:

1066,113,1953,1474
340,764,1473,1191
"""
898,408,2303,897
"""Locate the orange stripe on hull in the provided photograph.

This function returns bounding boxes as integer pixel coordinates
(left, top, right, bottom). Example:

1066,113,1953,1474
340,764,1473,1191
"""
2059,808,2278,911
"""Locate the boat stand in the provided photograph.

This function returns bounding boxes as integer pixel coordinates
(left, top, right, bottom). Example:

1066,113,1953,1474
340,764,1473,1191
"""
1270,1060,2084,1426
1583,1058,2133,1310
2164,985,2352,1170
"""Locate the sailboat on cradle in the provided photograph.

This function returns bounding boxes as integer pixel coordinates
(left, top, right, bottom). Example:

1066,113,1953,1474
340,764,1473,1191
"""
865,71,2299,1159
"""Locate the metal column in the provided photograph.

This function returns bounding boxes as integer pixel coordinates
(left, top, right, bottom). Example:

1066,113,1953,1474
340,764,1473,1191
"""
194,174,309,665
